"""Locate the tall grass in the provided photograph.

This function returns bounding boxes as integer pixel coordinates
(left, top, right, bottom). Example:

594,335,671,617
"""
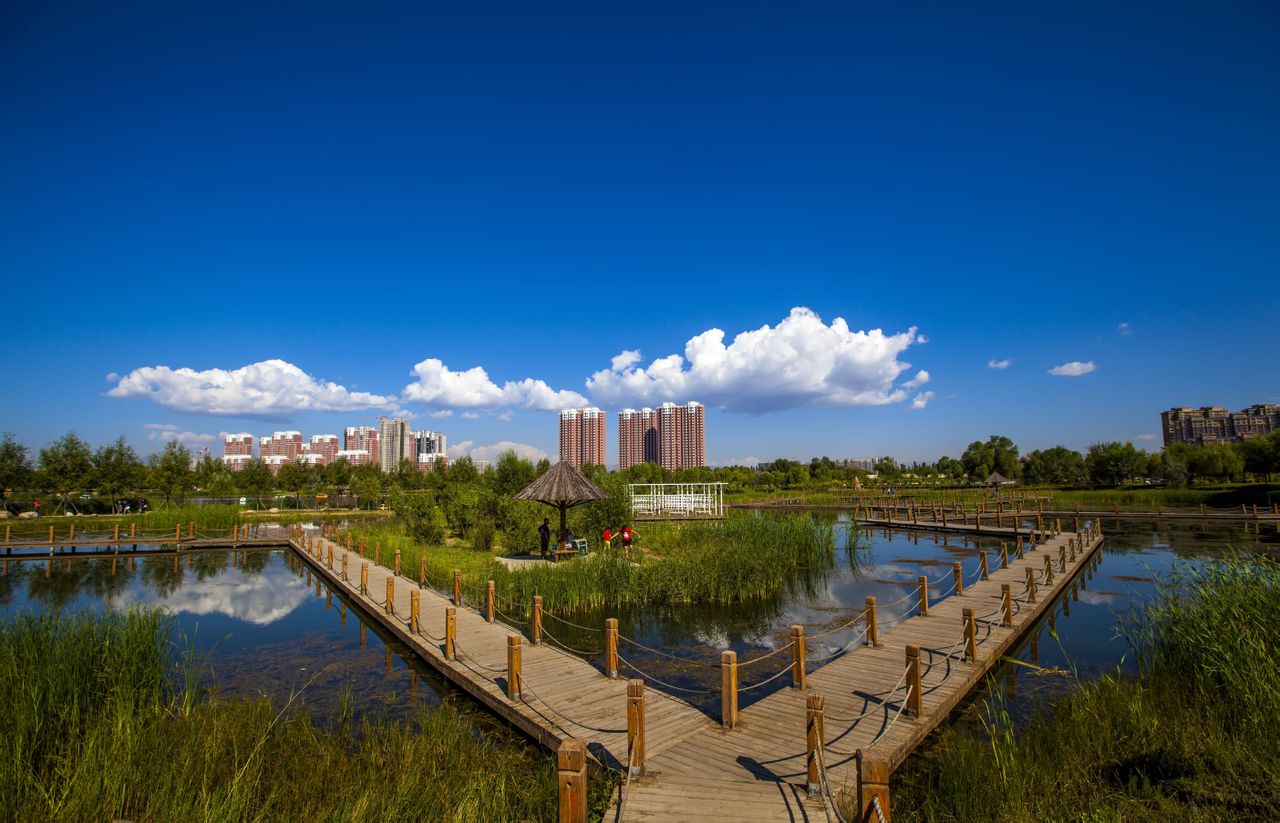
893,555,1280,821
0,610,615,821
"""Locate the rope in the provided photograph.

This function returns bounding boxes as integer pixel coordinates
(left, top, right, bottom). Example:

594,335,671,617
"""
813,737,849,823
867,684,913,746
737,662,796,693
873,585,921,610
541,608,605,633
519,676,627,735
452,641,507,675
538,624,603,657
804,625,870,664
616,653,718,695
616,635,719,667
807,611,866,640
737,642,795,667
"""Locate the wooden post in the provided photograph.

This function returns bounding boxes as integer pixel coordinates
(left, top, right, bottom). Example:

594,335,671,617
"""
963,608,977,661
342,552,348,581
980,551,989,581
1000,542,1008,569
557,738,587,823
5,524,10,544
1002,584,1013,627
721,650,738,729
859,755,891,823
1016,538,1025,560
411,589,420,633
1059,544,1066,572
905,644,922,716
175,524,181,542
605,618,618,678
953,561,964,596
627,680,646,778
445,606,456,660
453,569,461,606
386,576,394,614
790,624,806,689
327,544,334,569
375,542,381,566
865,596,879,646
394,549,401,575
188,521,194,539
486,580,496,622
806,691,824,795
1026,566,1036,602
532,596,543,645
1044,554,1053,585
131,522,137,538
68,523,75,541
506,635,522,700
419,558,426,586
1069,538,1076,562
361,561,368,595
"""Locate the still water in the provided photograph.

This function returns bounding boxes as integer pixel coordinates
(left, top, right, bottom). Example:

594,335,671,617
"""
0,516,1274,727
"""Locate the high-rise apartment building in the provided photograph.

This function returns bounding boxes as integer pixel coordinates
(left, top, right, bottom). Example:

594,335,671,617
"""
414,430,448,470
306,434,340,465
343,426,378,467
259,431,303,472
377,417,415,472
1161,404,1280,446
222,433,254,471
617,401,706,470
558,407,607,467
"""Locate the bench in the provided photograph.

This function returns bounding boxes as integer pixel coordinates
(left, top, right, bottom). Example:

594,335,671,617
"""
553,548,577,563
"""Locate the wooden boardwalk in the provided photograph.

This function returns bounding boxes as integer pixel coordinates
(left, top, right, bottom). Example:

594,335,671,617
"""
288,522,1104,822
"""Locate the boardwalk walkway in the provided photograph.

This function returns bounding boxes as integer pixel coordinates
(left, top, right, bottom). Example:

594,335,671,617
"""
290,521,1104,822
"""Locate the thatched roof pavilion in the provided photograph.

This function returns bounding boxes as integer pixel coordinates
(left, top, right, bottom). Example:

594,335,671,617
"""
513,461,608,547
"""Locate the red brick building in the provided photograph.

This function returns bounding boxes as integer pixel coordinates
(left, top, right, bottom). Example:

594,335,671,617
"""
558,407,606,467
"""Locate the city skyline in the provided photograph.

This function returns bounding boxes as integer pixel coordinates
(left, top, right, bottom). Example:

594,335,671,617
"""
3,4,1277,465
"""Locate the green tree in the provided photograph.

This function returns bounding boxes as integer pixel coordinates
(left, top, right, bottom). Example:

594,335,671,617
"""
148,440,193,503
237,458,275,505
276,461,312,508
1241,432,1280,481
39,431,93,512
1022,446,1086,486
0,433,31,509
1085,442,1146,486
204,471,237,499
92,436,145,508
961,435,1020,481
391,490,446,543
349,464,383,510
323,456,352,489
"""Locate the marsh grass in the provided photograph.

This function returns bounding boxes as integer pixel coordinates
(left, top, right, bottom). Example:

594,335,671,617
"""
893,555,1280,821
0,610,615,822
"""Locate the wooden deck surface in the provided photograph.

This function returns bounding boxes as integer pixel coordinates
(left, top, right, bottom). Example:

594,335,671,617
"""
290,524,1103,822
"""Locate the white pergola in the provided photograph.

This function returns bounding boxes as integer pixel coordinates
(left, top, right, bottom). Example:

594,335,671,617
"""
628,482,725,519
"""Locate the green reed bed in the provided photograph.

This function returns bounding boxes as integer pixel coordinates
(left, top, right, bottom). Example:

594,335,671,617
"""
0,610,614,822
892,555,1280,822
348,513,837,615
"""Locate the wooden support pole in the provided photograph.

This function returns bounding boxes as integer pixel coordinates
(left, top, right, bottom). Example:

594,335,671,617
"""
1069,538,1076,562
486,580,496,622
175,524,181,542
1058,545,1066,572
445,606,456,660
361,561,368,595
453,569,462,606
506,635,522,700
131,522,137,538
557,738,587,823
980,551,989,581
69,523,75,541
188,521,194,539
1002,584,1013,627
917,575,929,616
342,552,348,581
790,624,806,689
806,691,824,795
605,618,619,678
1026,566,1036,602
963,608,977,662
627,680,646,778
1044,554,1054,585
419,558,426,587
410,589,420,633
386,576,394,614
953,561,964,596
394,549,401,576
1000,542,1008,569
532,595,543,645
721,650,738,729
859,755,891,823
865,596,879,646
1016,538,1025,560
375,542,381,566
359,537,365,556
905,644,922,717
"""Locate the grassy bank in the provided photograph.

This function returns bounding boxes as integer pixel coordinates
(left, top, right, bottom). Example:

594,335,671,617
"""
0,609,614,821
892,556,1280,821
727,485,1278,512
2,505,393,539
347,512,838,614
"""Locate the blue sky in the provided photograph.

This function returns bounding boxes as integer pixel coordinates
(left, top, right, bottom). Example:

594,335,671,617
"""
3,1,1277,466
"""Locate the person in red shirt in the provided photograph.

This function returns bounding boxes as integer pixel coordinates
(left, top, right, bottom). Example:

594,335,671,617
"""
601,527,612,549
620,525,636,556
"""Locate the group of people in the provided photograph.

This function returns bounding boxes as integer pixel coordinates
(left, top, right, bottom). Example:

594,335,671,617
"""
536,518,637,560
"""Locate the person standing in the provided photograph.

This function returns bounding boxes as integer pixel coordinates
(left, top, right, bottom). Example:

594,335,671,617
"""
601,526,612,550
537,518,551,559
620,525,636,556
33,499,40,518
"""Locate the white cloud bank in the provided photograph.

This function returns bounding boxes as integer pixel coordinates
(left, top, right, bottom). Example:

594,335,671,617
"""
404,359,588,411
1048,360,1097,377
910,391,936,410
108,359,398,416
447,440,549,464
586,307,925,413
144,423,216,445
987,358,1012,370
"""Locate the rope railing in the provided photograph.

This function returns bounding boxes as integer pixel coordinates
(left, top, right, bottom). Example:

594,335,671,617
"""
804,624,871,665
737,662,796,693
615,653,718,695
615,634,721,668
538,624,604,658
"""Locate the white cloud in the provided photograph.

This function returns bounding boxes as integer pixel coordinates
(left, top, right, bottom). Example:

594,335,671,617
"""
987,358,1012,370
108,359,397,416
498,411,514,422
430,410,454,419
1134,433,1157,442
903,370,930,389
917,334,929,344
1048,360,1097,377
585,307,924,413
145,423,216,445
404,358,588,411
461,411,480,420
1117,322,1133,336
611,350,643,371
447,439,548,464
910,391,936,410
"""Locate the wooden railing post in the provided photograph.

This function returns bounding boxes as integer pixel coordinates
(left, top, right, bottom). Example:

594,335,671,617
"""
175,524,181,542
342,552,348,581
557,738,587,823
411,589,420,634
605,618,618,678
131,522,137,538
865,596,879,646
905,644,922,716
953,561,964,596
394,549,401,575
980,551,989,581
1002,584,1013,627
1044,554,1054,585
859,754,891,823
790,624,806,689
532,595,543,645
721,650,738,728
445,606,456,660
188,521,194,539
1016,538,1024,560
627,680,646,778
386,576,394,614
1058,544,1066,572
486,580,496,622
327,544,334,569
506,635,522,700
963,608,977,662
375,542,381,566
453,569,462,606
361,561,368,595
917,576,929,616
1000,542,1008,569
1069,537,1076,562
1026,566,1037,602
806,691,824,795
419,558,426,587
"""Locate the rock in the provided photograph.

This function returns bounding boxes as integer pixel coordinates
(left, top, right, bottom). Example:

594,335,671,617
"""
18,511,37,519
268,507,280,513
0,510,11,518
